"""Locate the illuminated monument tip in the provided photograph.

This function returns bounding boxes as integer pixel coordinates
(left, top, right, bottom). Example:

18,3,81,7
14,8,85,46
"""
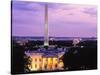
44,4,49,46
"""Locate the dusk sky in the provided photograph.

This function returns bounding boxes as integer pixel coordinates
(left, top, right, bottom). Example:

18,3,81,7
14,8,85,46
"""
12,1,97,37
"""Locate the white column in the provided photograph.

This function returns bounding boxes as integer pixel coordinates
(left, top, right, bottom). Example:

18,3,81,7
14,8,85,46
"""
44,4,49,46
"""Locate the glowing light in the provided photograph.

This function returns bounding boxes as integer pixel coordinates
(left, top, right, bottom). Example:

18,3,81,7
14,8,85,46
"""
25,53,64,71
58,60,64,69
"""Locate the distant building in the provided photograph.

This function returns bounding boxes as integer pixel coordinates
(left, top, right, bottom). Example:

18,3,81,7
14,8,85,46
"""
73,39,80,47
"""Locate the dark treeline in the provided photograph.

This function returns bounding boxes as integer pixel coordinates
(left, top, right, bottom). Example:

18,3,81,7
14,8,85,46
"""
11,40,25,74
62,40,97,70
25,40,73,47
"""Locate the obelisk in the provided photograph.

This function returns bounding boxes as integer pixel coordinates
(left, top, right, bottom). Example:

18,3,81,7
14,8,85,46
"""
44,4,49,46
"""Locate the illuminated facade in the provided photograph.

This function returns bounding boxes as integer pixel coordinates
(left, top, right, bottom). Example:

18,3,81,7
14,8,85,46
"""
25,51,64,71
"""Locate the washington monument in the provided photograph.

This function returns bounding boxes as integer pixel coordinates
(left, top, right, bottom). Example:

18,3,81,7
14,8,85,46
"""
44,4,49,46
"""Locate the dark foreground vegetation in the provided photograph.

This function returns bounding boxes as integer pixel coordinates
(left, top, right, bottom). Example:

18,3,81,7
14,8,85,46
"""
11,39,97,74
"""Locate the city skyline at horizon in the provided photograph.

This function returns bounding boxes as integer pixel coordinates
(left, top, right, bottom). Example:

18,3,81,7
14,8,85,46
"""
12,1,97,37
